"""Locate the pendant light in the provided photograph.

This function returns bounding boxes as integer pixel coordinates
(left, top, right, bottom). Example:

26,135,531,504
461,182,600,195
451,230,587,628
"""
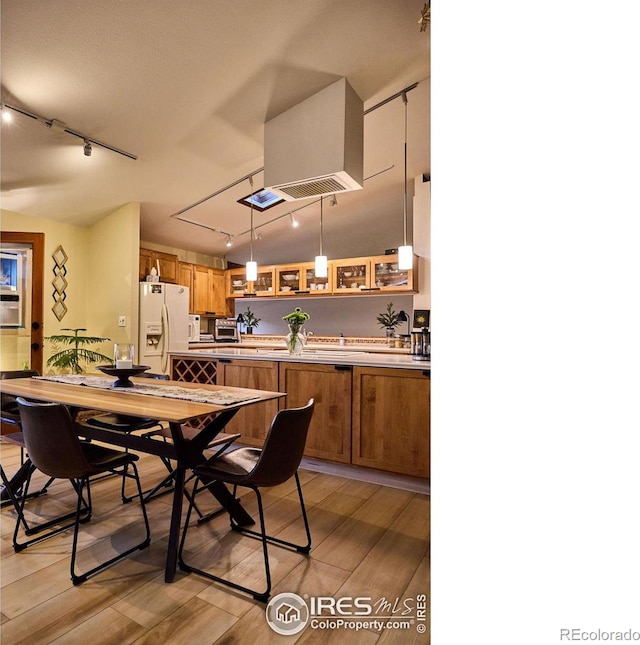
315,196,328,278
398,91,413,271
246,176,258,282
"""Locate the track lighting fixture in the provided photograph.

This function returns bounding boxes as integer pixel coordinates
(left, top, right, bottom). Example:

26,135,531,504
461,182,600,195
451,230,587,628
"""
290,213,299,228
246,176,258,282
315,196,328,278
398,91,413,271
225,235,233,247
329,194,338,207
0,101,137,160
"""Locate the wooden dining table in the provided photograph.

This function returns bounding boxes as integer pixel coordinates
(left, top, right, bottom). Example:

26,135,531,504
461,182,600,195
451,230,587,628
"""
0,375,285,582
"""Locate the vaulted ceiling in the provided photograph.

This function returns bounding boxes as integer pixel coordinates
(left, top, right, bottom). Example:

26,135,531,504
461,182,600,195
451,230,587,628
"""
1,0,430,266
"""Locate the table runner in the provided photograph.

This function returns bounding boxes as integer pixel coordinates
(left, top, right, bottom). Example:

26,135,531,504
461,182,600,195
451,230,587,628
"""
35,375,261,406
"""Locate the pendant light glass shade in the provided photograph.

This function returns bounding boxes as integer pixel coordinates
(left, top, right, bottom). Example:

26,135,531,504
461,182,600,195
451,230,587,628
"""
398,245,413,270
397,91,413,271
314,255,328,278
246,176,257,282
245,260,257,282
314,195,328,277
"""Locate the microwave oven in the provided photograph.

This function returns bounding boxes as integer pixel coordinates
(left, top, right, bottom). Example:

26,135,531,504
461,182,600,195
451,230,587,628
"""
214,318,239,342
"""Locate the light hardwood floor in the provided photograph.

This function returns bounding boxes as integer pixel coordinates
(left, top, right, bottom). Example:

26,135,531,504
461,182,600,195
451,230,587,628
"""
1,443,430,644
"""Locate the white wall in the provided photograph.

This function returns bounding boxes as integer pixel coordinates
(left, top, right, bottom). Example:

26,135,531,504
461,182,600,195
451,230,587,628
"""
1,204,140,371
233,294,414,337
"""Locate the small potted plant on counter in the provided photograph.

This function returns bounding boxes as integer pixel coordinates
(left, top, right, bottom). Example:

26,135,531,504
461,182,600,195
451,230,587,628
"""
283,307,310,355
241,307,260,334
376,302,401,346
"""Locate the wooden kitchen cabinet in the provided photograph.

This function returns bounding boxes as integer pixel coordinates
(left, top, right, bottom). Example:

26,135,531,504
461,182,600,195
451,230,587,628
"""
139,248,179,283
274,262,332,295
216,358,280,445
192,265,229,316
226,266,275,298
178,262,194,310
352,366,429,477
333,254,416,294
278,362,352,463
225,254,416,298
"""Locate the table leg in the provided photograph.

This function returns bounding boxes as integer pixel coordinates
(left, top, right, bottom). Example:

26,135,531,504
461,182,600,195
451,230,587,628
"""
165,464,186,583
197,474,255,527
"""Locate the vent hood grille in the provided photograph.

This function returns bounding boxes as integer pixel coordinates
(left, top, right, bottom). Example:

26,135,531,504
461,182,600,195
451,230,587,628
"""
264,78,363,202
269,173,360,200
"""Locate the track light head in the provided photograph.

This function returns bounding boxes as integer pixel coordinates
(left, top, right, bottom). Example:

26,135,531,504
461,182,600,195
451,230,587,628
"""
1,105,11,123
290,213,299,228
83,140,92,156
226,235,233,247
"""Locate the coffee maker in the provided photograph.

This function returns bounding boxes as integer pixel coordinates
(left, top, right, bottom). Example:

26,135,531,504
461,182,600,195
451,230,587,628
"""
411,328,430,361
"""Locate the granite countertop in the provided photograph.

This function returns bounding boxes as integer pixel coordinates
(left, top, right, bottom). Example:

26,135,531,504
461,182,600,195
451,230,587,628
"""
174,345,430,371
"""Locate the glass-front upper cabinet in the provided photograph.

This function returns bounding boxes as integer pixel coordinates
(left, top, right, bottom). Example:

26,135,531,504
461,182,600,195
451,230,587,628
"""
227,266,275,297
275,265,303,296
227,268,249,297
370,254,417,292
252,267,275,296
333,257,371,293
301,261,332,294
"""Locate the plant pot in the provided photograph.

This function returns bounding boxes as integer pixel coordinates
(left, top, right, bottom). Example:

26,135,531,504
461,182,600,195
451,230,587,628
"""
245,327,253,335
385,327,395,347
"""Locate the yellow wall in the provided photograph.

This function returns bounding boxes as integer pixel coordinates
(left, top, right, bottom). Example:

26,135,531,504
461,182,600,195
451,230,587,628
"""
1,204,140,372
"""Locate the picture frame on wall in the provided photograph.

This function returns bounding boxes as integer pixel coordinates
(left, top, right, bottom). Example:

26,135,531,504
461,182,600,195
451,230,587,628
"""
413,309,429,329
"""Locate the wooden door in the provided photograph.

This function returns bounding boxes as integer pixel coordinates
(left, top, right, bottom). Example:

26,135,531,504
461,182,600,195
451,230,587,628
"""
217,359,279,445
1,232,44,376
278,362,352,463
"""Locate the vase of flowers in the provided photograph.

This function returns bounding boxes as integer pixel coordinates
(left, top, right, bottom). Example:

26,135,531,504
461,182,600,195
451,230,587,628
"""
283,307,310,356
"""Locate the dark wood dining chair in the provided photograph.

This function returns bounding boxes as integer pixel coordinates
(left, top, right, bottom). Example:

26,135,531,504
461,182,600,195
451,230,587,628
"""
178,399,314,602
15,397,151,585
1,370,55,510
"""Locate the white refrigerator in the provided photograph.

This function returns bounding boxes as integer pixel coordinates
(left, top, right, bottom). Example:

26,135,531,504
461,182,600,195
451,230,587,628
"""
138,282,189,375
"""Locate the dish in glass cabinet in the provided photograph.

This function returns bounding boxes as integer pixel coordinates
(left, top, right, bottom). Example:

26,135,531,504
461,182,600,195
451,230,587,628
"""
343,272,352,277
280,285,292,291
282,274,297,281
232,280,244,286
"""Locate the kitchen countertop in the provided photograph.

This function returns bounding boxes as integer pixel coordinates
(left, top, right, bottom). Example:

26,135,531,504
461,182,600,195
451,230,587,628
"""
188,340,411,355
174,346,430,371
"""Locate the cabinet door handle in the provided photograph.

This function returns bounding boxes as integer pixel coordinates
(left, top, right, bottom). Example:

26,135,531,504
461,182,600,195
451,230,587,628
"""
294,290,309,295
219,358,232,364
422,370,430,377
334,365,352,371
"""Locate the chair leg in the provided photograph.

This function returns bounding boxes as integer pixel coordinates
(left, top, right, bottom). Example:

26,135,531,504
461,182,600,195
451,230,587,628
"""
12,468,91,552
71,461,151,585
230,472,312,554
178,480,274,602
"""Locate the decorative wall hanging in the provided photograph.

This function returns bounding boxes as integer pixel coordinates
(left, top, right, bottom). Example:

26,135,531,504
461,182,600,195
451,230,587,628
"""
51,245,68,321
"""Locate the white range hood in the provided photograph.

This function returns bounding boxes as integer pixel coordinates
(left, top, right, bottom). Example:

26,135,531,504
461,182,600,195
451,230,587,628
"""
264,78,364,201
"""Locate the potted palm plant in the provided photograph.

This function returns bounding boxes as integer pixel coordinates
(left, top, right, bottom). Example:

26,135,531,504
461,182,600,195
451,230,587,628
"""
376,302,401,346
241,307,260,334
45,328,112,374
